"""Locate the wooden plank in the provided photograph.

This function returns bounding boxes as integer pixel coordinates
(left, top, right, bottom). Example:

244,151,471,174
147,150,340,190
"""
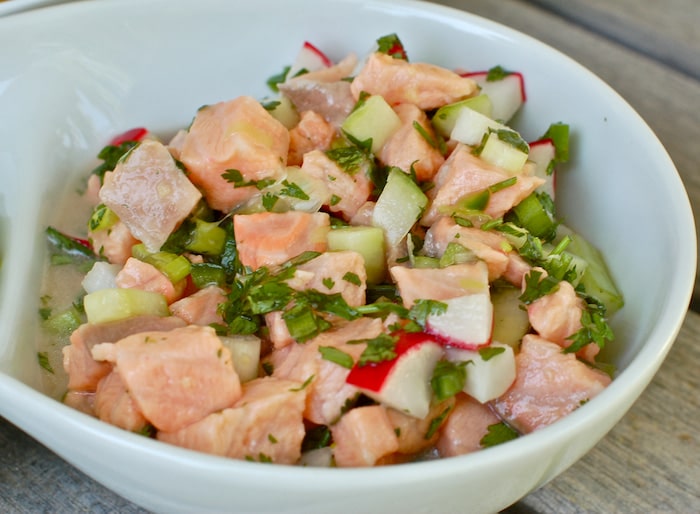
436,0,700,305
523,0,700,80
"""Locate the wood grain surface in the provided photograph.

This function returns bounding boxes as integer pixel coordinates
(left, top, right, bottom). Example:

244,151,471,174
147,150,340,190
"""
1,0,699,512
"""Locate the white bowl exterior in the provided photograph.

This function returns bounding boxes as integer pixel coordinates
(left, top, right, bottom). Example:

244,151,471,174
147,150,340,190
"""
0,0,695,513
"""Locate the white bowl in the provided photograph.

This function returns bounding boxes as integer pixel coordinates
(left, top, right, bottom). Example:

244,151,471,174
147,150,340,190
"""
0,1,695,512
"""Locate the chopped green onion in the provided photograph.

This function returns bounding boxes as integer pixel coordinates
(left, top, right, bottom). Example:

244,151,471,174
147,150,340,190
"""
318,346,354,369
431,360,467,400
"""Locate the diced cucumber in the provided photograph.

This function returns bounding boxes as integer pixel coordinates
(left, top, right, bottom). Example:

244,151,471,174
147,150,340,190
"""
132,244,192,283
88,203,119,232
566,233,624,315
84,288,169,324
327,225,386,284
450,107,507,146
266,95,300,129
219,334,261,383
511,193,556,240
439,242,477,267
185,219,226,256
341,95,401,154
371,168,428,248
479,132,528,174
413,256,440,269
432,95,494,138
490,285,531,348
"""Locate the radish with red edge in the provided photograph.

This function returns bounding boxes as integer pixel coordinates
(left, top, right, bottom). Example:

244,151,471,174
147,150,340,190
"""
528,138,557,199
445,342,516,403
462,69,525,123
109,127,148,146
346,332,443,419
287,41,333,79
425,292,493,350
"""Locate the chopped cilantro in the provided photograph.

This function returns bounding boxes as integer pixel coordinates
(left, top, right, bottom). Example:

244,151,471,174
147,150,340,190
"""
279,180,310,200
376,33,408,60
486,65,513,82
90,140,139,182
408,299,447,328
412,121,447,155
431,361,467,401
330,194,341,206
342,272,362,286
262,192,279,211
268,434,278,444
319,346,354,369
37,352,54,374
302,425,332,452
350,333,398,366
478,346,506,361
519,269,560,304
326,146,366,175
565,299,614,353
425,406,452,439
322,277,335,289
267,65,290,93
261,100,281,111
480,422,519,448
290,374,315,392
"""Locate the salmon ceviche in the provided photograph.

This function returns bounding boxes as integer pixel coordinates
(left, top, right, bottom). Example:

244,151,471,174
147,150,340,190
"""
40,34,624,467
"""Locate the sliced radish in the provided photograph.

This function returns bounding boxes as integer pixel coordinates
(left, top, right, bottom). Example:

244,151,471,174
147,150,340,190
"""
462,71,525,123
528,138,557,199
346,331,443,419
425,292,493,350
445,342,516,403
288,41,333,79
109,127,148,146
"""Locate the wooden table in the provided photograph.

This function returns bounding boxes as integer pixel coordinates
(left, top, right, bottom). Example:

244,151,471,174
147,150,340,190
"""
1,0,699,512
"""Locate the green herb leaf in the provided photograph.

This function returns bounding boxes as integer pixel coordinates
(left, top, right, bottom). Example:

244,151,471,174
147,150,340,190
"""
279,180,310,200
425,406,452,439
486,65,512,82
376,33,408,60
290,374,315,392
478,346,506,361
480,422,519,448
326,146,367,175
319,346,354,369
431,361,467,400
267,66,290,93
350,333,398,366
519,269,560,304
342,272,362,287
408,299,447,328
37,352,54,374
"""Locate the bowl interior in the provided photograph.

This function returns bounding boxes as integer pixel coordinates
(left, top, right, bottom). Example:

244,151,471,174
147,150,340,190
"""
0,0,695,512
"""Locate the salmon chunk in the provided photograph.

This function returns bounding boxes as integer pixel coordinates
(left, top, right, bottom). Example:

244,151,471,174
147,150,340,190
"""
91,325,242,432
350,52,477,110
99,139,202,253
491,334,611,433
169,285,227,326
115,257,185,304
88,220,138,265
233,211,330,270
527,278,599,361
272,317,384,425
63,315,186,392
378,103,445,181
279,54,359,126
157,377,307,464
421,145,544,226
423,216,511,281
179,96,290,212
93,371,148,432
436,393,500,457
387,398,456,455
390,261,489,308
300,150,373,220
331,405,400,467
288,110,337,166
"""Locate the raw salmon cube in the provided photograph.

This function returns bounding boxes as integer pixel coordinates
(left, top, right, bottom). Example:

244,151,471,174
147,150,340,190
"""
350,52,477,110
91,325,242,432
170,285,227,326
99,139,202,253
233,211,330,270
115,257,186,304
331,405,399,467
157,377,307,465
436,393,500,457
94,371,148,432
179,96,290,212
491,334,611,433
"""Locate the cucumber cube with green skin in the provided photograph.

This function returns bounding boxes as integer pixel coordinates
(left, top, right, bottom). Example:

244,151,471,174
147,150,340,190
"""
267,95,300,129
566,233,624,315
341,95,401,154
479,132,529,174
491,285,531,348
84,288,169,324
450,106,507,146
327,226,386,284
219,334,261,383
371,168,428,248
432,95,494,138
